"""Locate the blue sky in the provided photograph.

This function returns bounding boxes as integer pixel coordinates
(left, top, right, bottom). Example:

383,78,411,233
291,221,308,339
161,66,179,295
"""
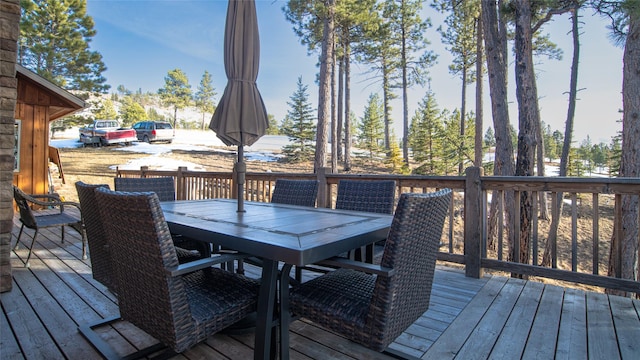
86,0,623,145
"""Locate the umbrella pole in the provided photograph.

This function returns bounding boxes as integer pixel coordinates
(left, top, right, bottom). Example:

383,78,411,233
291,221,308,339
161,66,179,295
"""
236,145,246,212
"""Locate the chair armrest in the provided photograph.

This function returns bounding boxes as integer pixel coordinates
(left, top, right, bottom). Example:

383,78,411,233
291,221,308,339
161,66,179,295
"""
30,193,61,201
167,252,250,277
23,193,81,211
316,256,395,277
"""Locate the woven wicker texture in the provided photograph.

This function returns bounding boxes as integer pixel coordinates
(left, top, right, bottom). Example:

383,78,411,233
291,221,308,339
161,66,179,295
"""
271,179,319,207
13,185,87,267
114,176,210,259
290,189,452,352
75,181,115,292
94,187,260,353
335,180,396,214
114,176,176,201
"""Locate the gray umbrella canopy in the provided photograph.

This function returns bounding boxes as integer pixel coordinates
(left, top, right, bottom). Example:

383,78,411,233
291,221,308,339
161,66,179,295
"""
210,0,268,212
210,0,268,147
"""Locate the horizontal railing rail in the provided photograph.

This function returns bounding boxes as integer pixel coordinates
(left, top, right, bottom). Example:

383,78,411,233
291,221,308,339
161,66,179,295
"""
116,166,640,294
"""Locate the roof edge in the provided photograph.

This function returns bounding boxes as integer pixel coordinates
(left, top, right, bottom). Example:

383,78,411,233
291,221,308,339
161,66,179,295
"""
16,64,86,110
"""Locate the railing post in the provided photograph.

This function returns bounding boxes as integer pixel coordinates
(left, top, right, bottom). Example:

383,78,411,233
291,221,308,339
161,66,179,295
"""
317,167,330,208
177,166,187,200
465,166,484,278
140,166,149,178
231,166,238,200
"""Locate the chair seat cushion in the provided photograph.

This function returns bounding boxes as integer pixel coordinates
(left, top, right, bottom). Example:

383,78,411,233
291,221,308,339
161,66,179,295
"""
34,212,81,227
290,268,375,333
183,268,260,341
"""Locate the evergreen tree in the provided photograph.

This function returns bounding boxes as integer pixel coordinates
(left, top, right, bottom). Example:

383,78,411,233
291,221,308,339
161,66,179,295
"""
194,70,217,130
542,122,558,161
19,0,108,93
409,91,443,175
385,134,405,173
158,68,192,129
147,108,169,122
382,0,436,166
358,93,385,161
484,127,496,148
281,77,316,162
432,0,480,174
266,114,280,135
119,97,146,127
93,98,118,120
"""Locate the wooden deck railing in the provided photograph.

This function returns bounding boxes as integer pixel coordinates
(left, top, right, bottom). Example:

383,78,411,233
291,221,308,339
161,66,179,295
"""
116,166,640,294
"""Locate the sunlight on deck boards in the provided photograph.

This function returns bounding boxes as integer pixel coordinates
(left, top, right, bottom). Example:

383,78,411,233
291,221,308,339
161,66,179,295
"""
4,211,639,359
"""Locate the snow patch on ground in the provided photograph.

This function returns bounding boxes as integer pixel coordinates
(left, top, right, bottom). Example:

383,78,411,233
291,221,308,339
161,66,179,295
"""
50,128,288,170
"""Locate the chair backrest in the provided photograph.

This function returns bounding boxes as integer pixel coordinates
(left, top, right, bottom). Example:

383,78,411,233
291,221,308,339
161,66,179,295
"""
114,177,176,201
271,179,318,207
75,181,115,292
335,180,396,214
13,186,37,229
94,187,193,350
366,189,452,350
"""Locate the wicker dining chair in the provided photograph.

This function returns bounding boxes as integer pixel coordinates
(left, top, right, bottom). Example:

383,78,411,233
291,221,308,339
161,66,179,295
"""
288,189,452,353
114,176,211,259
12,185,87,267
336,179,396,263
74,181,115,292
271,179,319,207
80,187,260,359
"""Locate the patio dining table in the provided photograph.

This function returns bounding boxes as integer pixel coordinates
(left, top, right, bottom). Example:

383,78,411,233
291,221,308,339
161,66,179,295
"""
160,198,392,360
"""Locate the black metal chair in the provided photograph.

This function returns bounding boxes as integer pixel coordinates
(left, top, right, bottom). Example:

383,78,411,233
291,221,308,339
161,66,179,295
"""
79,187,259,359
114,176,211,260
12,185,87,267
287,189,452,353
271,179,319,207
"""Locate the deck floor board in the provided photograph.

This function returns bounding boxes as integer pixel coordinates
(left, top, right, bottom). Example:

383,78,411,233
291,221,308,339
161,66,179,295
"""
3,211,637,359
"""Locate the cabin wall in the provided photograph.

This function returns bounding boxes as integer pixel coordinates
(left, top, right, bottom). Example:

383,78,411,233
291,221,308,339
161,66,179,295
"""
1,0,21,293
13,103,51,196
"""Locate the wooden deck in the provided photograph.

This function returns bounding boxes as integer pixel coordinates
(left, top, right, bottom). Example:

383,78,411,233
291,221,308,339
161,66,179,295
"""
2,212,639,359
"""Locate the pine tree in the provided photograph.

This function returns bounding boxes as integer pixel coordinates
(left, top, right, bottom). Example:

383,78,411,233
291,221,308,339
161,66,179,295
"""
385,133,406,174
281,77,316,163
409,91,443,175
358,93,385,162
194,71,217,130
19,0,108,93
158,69,192,129
264,114,279,135
119,97,146,127
93,98,118,120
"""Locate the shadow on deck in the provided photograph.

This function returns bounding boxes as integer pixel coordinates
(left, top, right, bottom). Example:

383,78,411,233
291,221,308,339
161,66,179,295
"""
2,212,638,359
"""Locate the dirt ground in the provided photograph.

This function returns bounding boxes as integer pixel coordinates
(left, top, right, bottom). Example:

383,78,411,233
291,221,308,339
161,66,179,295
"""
51,143,390,202
51,144,614,293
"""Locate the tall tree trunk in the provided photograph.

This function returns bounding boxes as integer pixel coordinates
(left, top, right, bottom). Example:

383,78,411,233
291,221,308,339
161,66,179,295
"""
543,7,580,267
608,10,640,297
474,14,484,168
337,56,344,162
401,1,410,166
314,0,335,172
344,41,352,172
459,65,467,175
383,58,392,152
536,125,549,220
173,107,178,129
331,39,337,173
482,0,515,252
513,0,540,267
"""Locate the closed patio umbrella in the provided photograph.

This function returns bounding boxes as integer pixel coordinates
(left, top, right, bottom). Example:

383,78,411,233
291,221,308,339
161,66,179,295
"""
210,0,268,212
